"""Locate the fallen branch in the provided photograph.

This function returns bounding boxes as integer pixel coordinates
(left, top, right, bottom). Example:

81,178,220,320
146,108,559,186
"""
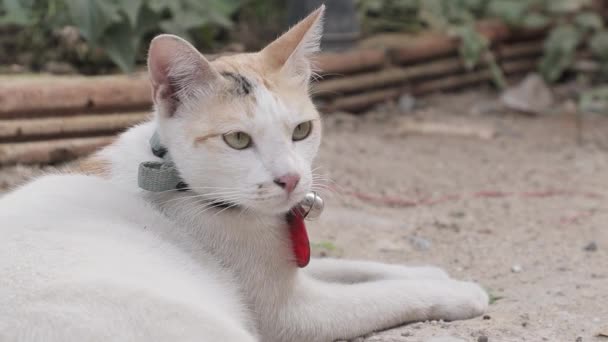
391,119,497,140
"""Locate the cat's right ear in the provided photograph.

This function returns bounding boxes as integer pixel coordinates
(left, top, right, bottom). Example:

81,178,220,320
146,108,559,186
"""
148,34,220,117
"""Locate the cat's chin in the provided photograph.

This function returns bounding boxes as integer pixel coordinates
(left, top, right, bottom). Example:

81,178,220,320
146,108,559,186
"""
245,193,307,216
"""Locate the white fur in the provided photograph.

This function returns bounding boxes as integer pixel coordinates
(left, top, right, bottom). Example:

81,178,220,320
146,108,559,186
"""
0,8,488,342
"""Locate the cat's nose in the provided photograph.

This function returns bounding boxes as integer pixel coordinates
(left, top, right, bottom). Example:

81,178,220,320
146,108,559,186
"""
274,173,300,194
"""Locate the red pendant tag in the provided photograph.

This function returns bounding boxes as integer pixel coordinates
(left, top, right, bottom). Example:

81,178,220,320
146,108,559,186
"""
287,210,310,268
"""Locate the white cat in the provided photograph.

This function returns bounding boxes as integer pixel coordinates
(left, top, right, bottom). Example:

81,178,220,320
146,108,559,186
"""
0,7,488,342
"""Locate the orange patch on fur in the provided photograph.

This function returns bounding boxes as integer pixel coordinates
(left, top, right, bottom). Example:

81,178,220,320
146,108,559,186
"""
194,133,222,145
74,156,111,177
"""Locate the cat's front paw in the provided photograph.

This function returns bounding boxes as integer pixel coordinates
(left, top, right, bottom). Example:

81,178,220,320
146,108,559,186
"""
433,281,489,321
407,266,450,279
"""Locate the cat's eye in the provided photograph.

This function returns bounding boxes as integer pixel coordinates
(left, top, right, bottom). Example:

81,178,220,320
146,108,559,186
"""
223,131,252,150
292,121,312,141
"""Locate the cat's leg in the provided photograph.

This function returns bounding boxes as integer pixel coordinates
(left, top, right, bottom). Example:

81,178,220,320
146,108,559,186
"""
270,275,488,342
305,258,449,283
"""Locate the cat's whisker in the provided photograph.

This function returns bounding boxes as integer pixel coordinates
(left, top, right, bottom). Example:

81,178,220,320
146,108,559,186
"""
159,190,244,206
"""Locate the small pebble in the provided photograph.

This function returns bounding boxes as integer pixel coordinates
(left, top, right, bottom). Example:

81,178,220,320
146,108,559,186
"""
478,336,489,342
410,236,432,251
511,264,523,273
584,242,598,252
575,337,582,342
483,315,491,320
398,93,416,113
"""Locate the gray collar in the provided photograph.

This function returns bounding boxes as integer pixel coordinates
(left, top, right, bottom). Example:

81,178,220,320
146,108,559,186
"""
137,132,189,192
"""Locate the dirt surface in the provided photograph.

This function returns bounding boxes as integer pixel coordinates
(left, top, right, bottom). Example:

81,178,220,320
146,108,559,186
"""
1,90,607,341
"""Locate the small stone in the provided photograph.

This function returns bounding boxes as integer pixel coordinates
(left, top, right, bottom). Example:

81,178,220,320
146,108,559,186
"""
575,337,582,342
483,315,491,320
478,336,489,342
401,331,413,337
584,242,598,252
449,211,466,218
511,264,523,273
501,73,553,114
398,93,416,113
410,236,432,251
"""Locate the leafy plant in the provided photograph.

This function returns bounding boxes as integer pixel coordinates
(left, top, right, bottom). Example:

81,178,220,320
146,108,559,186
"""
0,0,246,73
539,25,582,82
358,0,608,84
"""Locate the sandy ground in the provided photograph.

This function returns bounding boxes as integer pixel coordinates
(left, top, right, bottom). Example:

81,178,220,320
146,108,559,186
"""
1,90,607,342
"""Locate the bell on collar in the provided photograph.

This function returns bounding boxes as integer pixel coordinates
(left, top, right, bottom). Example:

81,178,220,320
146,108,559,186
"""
297,191,324,220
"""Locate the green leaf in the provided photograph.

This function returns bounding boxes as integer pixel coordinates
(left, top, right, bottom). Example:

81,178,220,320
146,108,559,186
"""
65,0,120,45
100,20,137,73
539,25,583,82
521,13,550,29
205,0,243,17
419,0,449,30
590,30,608,61
454,25,488,70
0,0,32,25
135,3,163,36
159,19,194,41
574,12,604,33
121,0,143,28
488,53,507,90
486,0,529,26
579,86,608,114
147,0,169,12
545,0,591,14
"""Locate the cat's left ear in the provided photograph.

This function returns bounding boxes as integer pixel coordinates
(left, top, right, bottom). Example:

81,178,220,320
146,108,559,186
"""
261,5,324,82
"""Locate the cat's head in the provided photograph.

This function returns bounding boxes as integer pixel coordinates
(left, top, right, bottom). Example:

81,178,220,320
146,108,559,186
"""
147,7,324,215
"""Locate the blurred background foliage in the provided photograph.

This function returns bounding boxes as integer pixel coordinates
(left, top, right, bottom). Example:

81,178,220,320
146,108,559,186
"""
0,0,607,84
0,0,284,74
358,0,608,84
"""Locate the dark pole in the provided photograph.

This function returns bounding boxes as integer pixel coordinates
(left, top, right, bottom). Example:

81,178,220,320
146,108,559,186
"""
286,0,360,51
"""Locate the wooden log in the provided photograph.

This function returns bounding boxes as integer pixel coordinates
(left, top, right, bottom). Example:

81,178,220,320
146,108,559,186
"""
320,88,402,113
313,57,466,96
0,136,114,165
0,73,151,118
413,59,537,95
314,45,542,98
321,57,539,112
0,112,149,142
387,20,517,65
384,32,459,65
496,40,544,59
314,49,386,75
